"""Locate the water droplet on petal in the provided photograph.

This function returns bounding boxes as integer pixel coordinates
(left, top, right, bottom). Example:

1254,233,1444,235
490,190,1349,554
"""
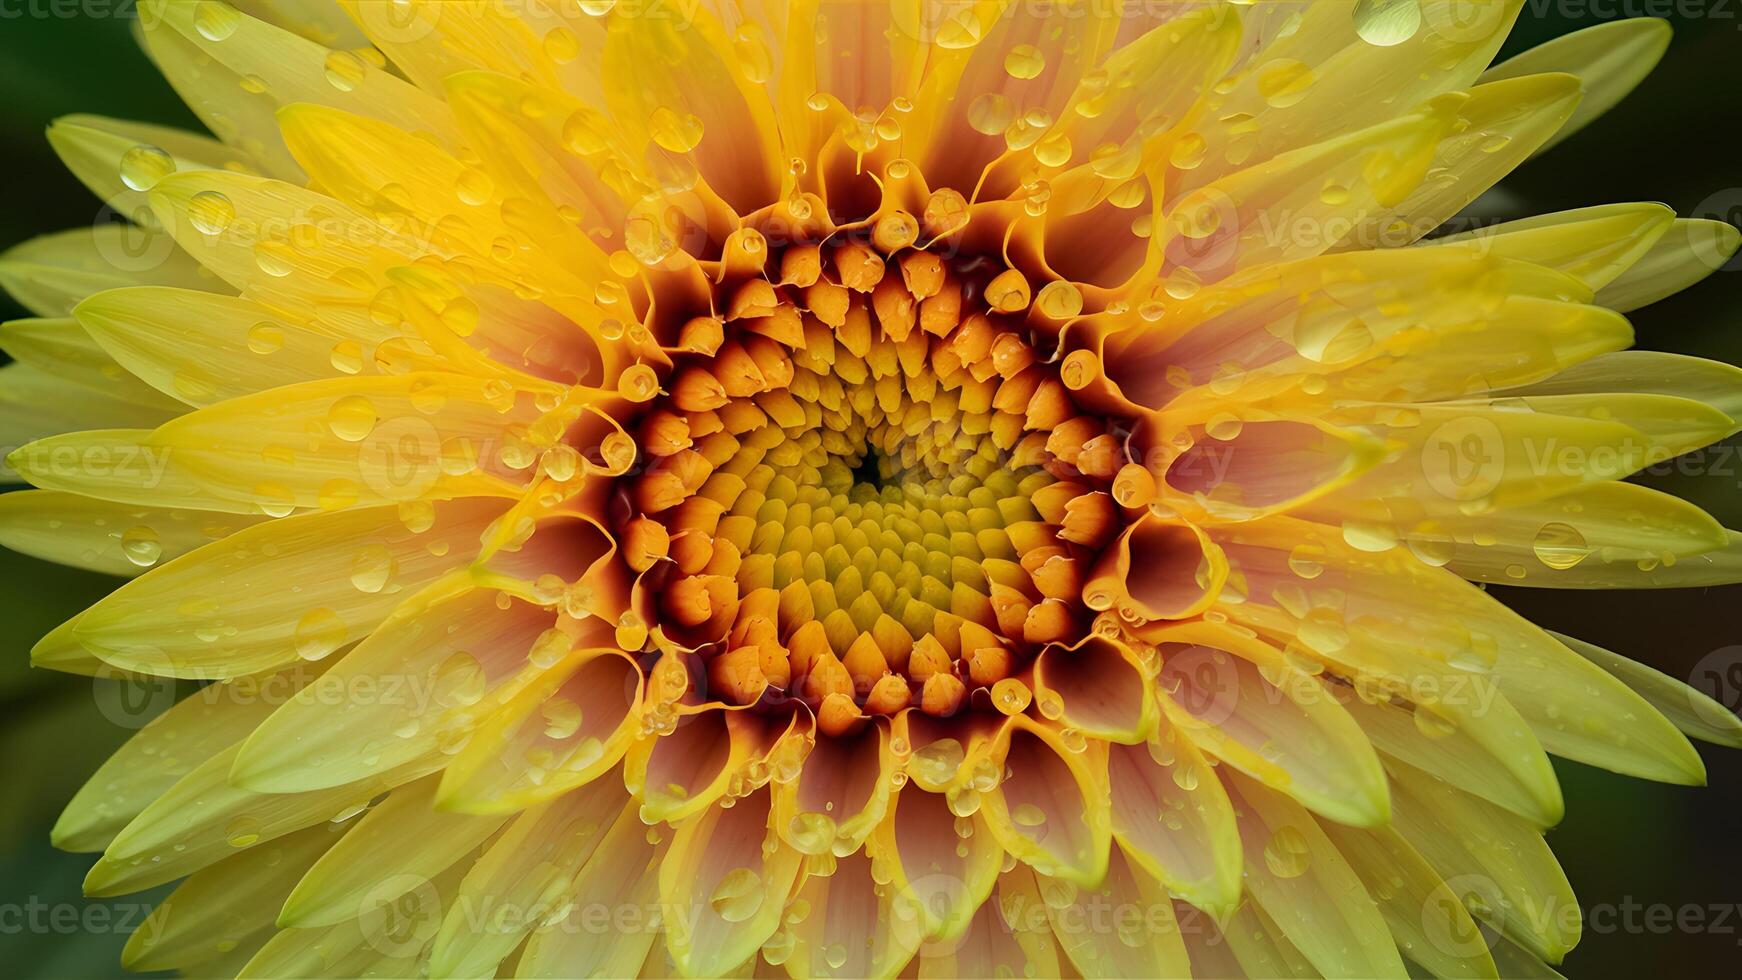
1353,0,1422,47
194,1,241,42
294,607,346,661
121,525,162,567
327,394,377,442
187,191,235,235
1533,522,1591,570
710,867,764,923
323,50,368,92
1263,825,1312,878
119,145,175,192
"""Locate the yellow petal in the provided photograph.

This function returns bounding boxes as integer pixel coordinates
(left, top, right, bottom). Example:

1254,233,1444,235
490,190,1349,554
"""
598,2,783,214
1218,895,1320,978
85,742,434,896
278,774,506,928
428,774,629,979
1150,619,1390,827
1418,481,1732,589
659,787,805,978
917,865,1062,980
15,374,535,513
0,225,220,318
865,780,1001,943
74,287,364,407
1483,17,1671,156
1216,516,1706,785
1387,755,1580,963
1032,635,1159,743
54,663,319,851
1166,0,1521,201
1516,350,1742,418
1042,843,1192,979
1552,631,1742,750
231,581,559,792
622,706,785,825
1319,818,1501,979
781,849,922,980
435,646,644,814
516,799,664,980
978,717,1112,886
137,0,453,180
1223,770,1408,978
1594,218,1740,311
1106,727,1242,915
1431,202,1672,291
60,500,503,679
0,317,185,412
47,113,261,225
1341,692,1563,828
238,861,467,978
1337,73,1580,250
277,101,609,299
121,821,343,972
0,489,261,579
772,720,894,858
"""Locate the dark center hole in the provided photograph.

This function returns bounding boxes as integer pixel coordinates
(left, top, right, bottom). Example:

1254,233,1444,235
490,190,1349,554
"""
850,449,884,489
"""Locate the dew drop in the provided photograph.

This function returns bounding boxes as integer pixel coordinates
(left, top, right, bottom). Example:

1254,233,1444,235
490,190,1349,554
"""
194,1,241,42
1413,704,1458,739
1341,520,1398,553
349,544,396,593
1033,132,1072,168
543,26,581,63
1256,59,1315,108
329,340,364,374
542,698,584,739
824,943,849,969
1262,825,1312,878
1287,543,1327,579
1169,132,1207,170
119,145,175,192
456,168,495,207
121,525,162,567
187,191,236,236
1532,522,1591,570
224,815,262,847
323,50,368,92
254,240,295,277
434,651,487,707
246,321,284,354
710,867,764,923
1035,280,1084,319
649,106,705,154
909,738,965,785
1005,44,1046,79
967,93,1016,136
327,394,377,442
1172,763,1200,791
293,607,346,661
1353,0,1422,47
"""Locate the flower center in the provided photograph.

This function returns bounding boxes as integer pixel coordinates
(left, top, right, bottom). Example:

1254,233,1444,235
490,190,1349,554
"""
616,226,1137,733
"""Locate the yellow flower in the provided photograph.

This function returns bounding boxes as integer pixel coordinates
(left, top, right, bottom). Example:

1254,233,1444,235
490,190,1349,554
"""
2,0,1741,976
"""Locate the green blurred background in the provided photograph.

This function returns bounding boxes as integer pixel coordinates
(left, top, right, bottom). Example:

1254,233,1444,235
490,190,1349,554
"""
2,2,1741,977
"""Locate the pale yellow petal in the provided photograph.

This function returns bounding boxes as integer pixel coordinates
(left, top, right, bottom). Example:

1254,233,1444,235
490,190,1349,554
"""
0,225,221,319
278,774,506,928
57,500,503,679
1482,17,1671,156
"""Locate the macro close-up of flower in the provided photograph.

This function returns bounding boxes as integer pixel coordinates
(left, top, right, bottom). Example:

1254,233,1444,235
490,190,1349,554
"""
4,0,1742,977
